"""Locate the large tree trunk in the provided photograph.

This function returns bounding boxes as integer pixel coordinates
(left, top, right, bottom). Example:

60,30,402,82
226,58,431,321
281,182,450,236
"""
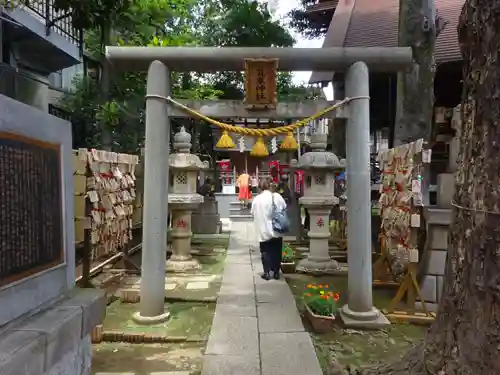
393,0,437,146
361,1,500,374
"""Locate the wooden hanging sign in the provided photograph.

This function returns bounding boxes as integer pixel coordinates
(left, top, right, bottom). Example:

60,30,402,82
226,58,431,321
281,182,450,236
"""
244,58,278,110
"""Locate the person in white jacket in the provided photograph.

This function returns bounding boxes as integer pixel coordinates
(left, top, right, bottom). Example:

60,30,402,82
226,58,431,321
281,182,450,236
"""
251,178,287,280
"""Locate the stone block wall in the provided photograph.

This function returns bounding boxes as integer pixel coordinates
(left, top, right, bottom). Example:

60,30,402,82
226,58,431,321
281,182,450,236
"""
418,208,452,311
416,104,460,311
45,335,92,375
0,289,105,375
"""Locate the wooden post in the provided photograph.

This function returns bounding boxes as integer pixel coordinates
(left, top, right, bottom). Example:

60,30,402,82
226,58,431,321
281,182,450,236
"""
80,150,92,288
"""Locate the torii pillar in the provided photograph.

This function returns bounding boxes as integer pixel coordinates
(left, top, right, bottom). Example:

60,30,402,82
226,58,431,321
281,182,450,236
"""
339,62,390,328
132,61,171,324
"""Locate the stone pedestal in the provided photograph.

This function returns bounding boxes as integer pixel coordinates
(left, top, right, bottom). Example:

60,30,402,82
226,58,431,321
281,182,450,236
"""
166,199,203,272
192,198,221,234
339,304,390,329
297,199,340,273
294,133,344,275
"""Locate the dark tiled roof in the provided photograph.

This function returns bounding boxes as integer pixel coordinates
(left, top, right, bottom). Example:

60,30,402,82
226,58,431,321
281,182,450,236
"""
344,0,463,62
310,0,464,83
343,0,399,49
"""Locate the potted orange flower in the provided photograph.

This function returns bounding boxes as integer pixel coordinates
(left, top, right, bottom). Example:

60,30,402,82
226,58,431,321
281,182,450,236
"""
302,283,340,333
280,243,295,273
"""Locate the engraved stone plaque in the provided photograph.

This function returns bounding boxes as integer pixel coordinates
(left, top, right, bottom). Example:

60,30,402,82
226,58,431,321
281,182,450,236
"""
0,131,63,286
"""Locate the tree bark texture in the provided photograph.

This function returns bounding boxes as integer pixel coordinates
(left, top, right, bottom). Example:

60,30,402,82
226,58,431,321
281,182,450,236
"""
360,2,500,374
393,0,436,146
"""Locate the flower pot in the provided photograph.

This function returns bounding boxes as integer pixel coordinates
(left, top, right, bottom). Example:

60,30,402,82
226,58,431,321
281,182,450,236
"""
280,262,296,274
304,303,336,333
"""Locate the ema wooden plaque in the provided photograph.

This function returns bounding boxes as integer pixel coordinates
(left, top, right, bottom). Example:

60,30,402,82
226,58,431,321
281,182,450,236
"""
244,59,278,110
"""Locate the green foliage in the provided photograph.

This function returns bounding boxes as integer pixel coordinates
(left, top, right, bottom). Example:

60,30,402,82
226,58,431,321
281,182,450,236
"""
303,283,340,317
199,0,295,47
287,0,329,39
282,243,294,263
59,76,101,148
277,72,323,101
51,0,132,30
59,0,316,153
198,0,297,102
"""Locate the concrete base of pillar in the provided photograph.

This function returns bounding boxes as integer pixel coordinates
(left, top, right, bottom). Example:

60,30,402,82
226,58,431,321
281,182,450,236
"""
296,257,340,275
166,257,201,273
132,310,171,325
339,304,390,329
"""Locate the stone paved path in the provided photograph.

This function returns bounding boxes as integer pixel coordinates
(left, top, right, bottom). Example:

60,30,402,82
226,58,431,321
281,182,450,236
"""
201,222,322,375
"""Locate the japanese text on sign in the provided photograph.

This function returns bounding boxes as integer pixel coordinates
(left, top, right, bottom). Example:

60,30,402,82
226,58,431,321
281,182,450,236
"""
255,67,266,101
244,59,278,109
0,132,63,287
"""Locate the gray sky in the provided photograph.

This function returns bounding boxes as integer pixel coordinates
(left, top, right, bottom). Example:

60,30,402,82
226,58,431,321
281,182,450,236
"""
272,0,323,84
264,0,331,97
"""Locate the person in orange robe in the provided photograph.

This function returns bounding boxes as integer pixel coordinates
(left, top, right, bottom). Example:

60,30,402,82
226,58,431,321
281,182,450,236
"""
237,171,252,208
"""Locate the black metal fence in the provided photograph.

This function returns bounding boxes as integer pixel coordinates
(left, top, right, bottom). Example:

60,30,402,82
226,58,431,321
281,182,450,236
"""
5,0,82,50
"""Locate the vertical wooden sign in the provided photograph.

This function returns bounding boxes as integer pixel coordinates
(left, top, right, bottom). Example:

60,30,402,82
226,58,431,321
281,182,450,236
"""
244,59,278,110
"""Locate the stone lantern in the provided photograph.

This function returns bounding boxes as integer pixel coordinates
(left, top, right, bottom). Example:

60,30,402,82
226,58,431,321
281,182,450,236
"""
296,133,346,274
166,127,205,272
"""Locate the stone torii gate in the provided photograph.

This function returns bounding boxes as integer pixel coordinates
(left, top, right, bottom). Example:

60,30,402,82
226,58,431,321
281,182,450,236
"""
105,46,412,328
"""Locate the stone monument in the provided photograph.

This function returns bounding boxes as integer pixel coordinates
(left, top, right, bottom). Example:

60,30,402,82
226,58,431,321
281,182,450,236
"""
0,95,105,374
192,162,221,234
166,127,205,272
296,133,345,274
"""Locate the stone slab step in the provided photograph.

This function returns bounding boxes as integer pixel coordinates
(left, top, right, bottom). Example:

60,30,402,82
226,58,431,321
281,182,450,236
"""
230,214,253,222
96,372,190,375
230,202,252,207
229,211,252,215
193,233,229,240
260,332,323,375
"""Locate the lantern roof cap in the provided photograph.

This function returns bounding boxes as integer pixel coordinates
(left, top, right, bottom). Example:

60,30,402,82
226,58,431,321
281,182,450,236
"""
169,153,205,170
296,133,346,170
